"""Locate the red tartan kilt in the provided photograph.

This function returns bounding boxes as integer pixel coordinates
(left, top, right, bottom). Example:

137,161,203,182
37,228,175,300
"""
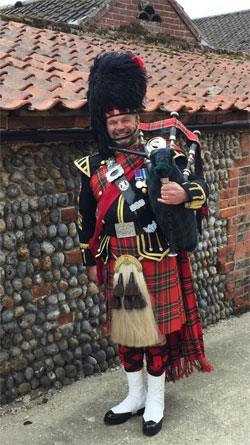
102,239,214,379
103,235,187,335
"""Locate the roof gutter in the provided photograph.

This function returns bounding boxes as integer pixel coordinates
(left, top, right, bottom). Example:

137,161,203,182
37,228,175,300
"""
1,128,92,143
1,122,249,143
186,122,250,132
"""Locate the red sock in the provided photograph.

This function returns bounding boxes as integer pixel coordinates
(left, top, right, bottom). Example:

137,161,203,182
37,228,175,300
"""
145,344,168,376
119,345,144,372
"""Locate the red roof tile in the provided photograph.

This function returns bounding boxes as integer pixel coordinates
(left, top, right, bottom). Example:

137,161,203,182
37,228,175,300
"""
0,19,250,115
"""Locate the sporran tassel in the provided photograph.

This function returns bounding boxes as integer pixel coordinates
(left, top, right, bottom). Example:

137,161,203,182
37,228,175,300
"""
124,272,147,309
110,274,124,309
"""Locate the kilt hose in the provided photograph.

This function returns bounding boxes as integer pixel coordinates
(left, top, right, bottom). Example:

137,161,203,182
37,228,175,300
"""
102,236,213,382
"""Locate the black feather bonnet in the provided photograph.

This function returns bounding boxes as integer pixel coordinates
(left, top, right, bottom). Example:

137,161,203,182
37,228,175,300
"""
87,52,147,159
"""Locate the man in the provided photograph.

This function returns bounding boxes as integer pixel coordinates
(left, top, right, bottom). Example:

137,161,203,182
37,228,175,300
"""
75,52,213,437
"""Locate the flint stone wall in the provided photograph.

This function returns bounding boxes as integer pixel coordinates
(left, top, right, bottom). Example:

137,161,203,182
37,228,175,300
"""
0,132,249,404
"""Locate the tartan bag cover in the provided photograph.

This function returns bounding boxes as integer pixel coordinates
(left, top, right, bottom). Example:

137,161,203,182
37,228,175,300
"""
147,149,198,252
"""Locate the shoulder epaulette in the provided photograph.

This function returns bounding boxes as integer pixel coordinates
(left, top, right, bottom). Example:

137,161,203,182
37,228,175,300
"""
74,156,91,177
74,154,102,177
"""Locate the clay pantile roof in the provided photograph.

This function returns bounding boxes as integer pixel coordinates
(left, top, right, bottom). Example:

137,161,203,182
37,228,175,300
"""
194,10,250,54
0,19,250,114
1,0,105,25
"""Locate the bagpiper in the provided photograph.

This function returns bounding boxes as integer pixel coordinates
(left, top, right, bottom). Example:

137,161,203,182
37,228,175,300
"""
74,52,213,437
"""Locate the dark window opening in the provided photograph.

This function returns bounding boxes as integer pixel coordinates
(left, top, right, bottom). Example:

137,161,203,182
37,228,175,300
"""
144,4,155,15
138,2,162,23
138,11,150,21
152,14,161,23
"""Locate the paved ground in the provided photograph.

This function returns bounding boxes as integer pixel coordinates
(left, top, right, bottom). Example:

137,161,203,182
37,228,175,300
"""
0,312,250,445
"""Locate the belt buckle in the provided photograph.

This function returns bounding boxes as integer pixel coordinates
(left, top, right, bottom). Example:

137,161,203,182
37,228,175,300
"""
115,222,136,238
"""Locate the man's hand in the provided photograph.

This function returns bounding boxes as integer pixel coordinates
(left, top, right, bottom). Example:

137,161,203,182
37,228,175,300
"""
158,181,189,205
88,265,98,282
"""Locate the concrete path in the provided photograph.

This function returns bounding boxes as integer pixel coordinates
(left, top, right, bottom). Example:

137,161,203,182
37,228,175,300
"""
1,312,250,445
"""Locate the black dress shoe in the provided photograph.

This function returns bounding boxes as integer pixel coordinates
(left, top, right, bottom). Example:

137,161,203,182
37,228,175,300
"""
104,407,145,425
142,418,163,436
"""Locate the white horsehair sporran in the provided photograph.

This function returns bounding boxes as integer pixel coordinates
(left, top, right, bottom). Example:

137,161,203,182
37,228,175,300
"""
111,254,161,347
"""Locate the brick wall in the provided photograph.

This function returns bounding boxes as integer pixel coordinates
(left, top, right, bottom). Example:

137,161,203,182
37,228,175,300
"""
91,0,198,44
217,133,250,314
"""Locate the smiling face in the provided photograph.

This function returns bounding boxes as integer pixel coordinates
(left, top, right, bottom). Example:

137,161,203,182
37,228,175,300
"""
106,113,140,147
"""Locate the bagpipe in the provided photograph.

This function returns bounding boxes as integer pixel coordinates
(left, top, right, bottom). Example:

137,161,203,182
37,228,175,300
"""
109,112,203,254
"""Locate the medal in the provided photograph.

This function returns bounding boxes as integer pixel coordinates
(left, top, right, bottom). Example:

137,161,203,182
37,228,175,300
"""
135,168,148,189
136,180,144,188
135,170,143,188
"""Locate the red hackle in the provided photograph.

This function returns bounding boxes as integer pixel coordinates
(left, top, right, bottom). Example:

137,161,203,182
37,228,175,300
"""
132,56,145,69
